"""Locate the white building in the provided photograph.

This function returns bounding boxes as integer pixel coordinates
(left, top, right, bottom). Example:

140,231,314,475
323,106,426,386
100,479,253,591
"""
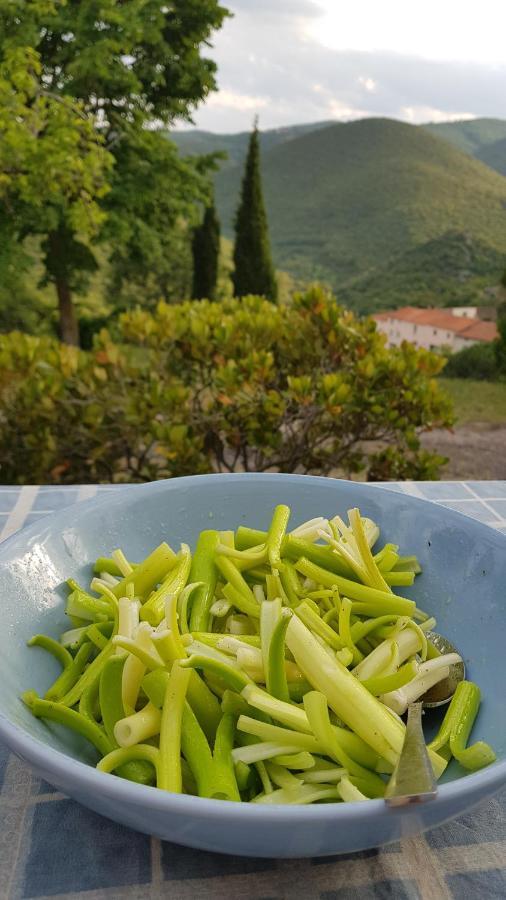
373,306,498,352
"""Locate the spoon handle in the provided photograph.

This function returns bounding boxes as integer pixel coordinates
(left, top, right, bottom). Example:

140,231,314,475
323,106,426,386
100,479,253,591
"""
384,702,438,807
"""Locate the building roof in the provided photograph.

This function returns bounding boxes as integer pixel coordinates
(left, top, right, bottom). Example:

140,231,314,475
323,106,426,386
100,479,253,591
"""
372,306,498,342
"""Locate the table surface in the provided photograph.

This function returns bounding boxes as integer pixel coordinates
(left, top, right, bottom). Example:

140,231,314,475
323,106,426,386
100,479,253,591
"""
0,481,505,900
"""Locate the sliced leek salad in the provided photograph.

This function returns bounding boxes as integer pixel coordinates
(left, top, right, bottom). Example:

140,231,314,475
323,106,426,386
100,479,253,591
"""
23,505,495,804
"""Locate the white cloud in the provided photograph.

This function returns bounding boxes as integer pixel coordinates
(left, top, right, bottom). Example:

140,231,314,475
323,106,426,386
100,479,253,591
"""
191,0,506,132
309,0,506,65
401,106,476,124
206,90,268,111
358,76,377,93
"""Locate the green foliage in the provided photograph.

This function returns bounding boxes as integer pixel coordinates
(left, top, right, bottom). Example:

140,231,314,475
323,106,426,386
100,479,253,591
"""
443,342,499,380
340,232,505,314
192,198,220,300
213,118,506,309
495,303,506,376
233,124,277,301
0,288,453,484
0,0,229,342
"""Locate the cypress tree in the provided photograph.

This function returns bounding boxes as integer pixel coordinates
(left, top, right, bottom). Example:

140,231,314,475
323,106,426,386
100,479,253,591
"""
192,198,220,300
232,120,277,300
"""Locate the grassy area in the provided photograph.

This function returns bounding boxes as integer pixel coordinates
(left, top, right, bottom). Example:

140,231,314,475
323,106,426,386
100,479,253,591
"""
439,377,506,425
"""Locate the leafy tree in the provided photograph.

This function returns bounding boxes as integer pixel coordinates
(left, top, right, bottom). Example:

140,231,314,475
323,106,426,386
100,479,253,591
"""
0,0,228,343
233,120,277,300
192,197,220,299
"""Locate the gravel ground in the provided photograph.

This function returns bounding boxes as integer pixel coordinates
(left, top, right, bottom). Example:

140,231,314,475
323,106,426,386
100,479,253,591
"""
421,424,506,480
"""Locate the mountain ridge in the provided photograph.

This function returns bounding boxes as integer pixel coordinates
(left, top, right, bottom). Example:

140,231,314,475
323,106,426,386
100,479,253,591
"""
172,116,506,312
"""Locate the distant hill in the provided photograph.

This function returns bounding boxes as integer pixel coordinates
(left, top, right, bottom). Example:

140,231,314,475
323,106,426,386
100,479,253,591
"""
171,116,506,312
425,118,506,158
212,118,506,296
426,119,506,177
339,232,505,313
170,121,334,171
475,137,506,177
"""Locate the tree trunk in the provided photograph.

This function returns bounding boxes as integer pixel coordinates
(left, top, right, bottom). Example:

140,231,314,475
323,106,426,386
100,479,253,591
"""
55,276,79,346
47,229,80,346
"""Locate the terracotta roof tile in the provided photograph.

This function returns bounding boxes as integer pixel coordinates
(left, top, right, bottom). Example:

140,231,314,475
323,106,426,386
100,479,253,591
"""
372,307,497,342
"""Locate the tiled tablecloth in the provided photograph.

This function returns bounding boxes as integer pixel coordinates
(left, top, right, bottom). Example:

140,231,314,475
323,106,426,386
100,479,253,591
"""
0,481,505,900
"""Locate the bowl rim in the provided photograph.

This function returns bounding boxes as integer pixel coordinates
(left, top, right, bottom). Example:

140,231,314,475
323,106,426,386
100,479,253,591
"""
0,471,505,820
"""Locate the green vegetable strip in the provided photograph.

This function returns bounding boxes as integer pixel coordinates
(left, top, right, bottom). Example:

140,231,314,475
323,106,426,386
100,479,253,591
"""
96,656,154,784
181,655,252,693
267,612,291,702
303,691,386,794
348,508,390,592
216,556,256,602
254,784,340,805
295,601,343,650
241,684,382,771
222,583,261,619
393,555,422,574
192,632,261,649
361,660,419,696
338,776,368,802
273,751,315,769
232,742,303,765
338,597,363,664
254,760,273,794
210,713,241,801
279,561,303,605
235,528,355,579
112,637,162,670
384,572,416,587
59,644,114,707
45,642,94,702
266,504,290,570
238,715,324,753
429,681,497,771
234,760,253,791
350,615,400,643
28,635,73,670
86,623,110,650
286,613,404,765
66,588,112,623
99,656,126,743
294,557,417,616
181,703,216,798
158,662,191,792
178,582,204,634
94,557,125,577
235,526,272,550
79,677,101,723
142,667,221,742
29,697,113,757
375,545,399,573
141,548,192,626
187,531,220,632
265,761,301,788
97,744,159,778
351,599,419,618
113,542,177,600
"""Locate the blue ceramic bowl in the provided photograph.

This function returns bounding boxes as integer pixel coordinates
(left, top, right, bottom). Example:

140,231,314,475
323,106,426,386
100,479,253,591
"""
0,474,504,858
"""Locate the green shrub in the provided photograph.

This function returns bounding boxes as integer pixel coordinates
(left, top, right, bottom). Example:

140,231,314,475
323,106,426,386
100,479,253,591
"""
0,288,453,483
443,342,498,380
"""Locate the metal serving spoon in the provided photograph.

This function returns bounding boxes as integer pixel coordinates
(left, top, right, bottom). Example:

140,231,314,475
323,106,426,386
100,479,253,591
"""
384,633,465,807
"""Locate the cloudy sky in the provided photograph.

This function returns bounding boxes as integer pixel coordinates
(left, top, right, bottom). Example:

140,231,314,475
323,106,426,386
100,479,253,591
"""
188,0,506,132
